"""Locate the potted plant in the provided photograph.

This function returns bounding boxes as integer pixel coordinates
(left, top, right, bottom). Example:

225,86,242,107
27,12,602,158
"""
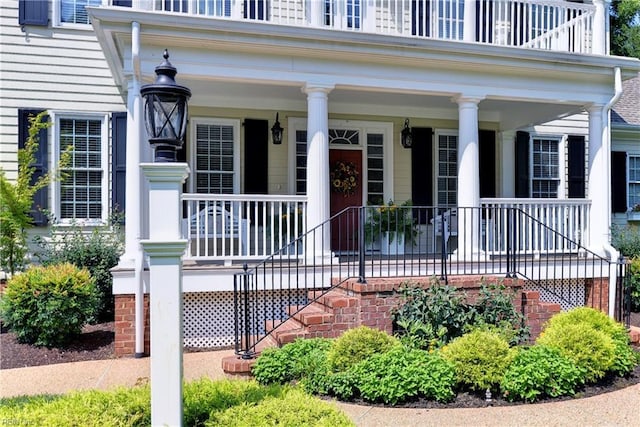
365,200,418,255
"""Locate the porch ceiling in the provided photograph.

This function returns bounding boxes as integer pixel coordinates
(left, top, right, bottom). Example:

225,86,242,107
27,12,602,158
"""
89,6,640,131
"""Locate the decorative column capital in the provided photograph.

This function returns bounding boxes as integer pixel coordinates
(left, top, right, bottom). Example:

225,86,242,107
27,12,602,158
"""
141,163,190,183
302,82,335,96
587,103,605,115
453,95,484,107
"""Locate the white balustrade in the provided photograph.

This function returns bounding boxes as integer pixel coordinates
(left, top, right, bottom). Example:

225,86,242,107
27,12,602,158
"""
107,0,597,54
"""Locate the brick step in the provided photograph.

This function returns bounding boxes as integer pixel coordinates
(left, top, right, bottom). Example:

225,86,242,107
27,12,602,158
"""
266,317,309,345
308,290,358,310
288,304,334,326
222,334,278,375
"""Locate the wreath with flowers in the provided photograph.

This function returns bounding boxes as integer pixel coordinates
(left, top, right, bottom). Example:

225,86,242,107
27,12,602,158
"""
330,160,359,196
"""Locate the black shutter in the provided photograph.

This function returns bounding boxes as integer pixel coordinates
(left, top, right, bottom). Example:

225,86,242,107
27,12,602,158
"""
479,130,496,198
244,119,269,224
112,0,133,6
19,0,48,26
611,151,627,213
18,109,49,225
476,0,494,43
111,112,127,219
567,135,585,199
411,127,433,223
412,0,431,37
515,131,529,198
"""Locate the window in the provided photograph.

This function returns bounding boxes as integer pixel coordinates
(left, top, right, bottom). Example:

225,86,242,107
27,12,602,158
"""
325,0,361,29
59,0,101,25
531,137,560,198
192,119,240,194
366,134,384,204
436,133,457,206
54,114,108,222
628,155,640,209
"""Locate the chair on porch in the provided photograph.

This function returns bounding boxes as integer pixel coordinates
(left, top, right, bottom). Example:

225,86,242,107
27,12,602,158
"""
183,205,250,256
431,209,457,253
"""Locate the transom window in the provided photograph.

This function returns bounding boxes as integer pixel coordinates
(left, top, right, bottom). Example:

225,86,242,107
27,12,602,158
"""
531,138,560,198
193,121,238,194
628,155,640,209
437,133,457,207
55,115,108,221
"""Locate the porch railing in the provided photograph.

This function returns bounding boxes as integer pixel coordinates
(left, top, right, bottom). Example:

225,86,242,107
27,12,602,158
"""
182,193,307,262
108,0,596,54
233,204,623,358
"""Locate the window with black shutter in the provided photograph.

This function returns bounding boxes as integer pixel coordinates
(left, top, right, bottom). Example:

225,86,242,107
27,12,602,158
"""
19,0,48,26
611,151,628,213
18,109,49,226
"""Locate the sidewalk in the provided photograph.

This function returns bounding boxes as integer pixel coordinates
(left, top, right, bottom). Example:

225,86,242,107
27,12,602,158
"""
1,351,639,426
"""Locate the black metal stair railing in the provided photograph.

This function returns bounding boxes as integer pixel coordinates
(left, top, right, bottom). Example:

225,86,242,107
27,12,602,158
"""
233,205,627,358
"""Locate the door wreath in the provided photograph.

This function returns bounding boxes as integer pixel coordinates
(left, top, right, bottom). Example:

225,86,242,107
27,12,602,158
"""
330,160,359,196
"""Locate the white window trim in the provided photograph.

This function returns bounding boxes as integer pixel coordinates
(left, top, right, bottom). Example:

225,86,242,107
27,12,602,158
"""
189,117,241,194
53,0,105,29
434,129,458,207
287,118,393,202
529,134,566,199
627,152,640,210
49,111,110,225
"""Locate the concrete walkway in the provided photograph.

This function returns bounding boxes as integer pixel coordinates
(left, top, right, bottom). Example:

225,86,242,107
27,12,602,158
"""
1,351,639,426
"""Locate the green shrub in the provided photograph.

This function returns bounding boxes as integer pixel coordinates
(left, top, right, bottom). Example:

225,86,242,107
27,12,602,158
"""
626,257,640,312
35,217,124,322
537,323,615,383
500,345,584,402
392,280,471,349
349,346,456,404
206,387,354,427
540,307,637,377
612,223,640,258
441,330,515,392
326,326,399,372
0,263,98,347
470,282,529,345
252,338,332,385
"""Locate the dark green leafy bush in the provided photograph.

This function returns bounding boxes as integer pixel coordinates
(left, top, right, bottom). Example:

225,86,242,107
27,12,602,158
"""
252,338,332,385
349,346,456,404
500,345,584,402
625,257,640,312
441,330,515,392
0,263,98,347
611,223,640,258
539,307,636,377
392,280,471,349
35,217,124,322
536,323,615,383
326,326,399,372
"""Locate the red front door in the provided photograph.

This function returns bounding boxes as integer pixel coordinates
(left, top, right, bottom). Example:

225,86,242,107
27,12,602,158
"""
330,149,363,252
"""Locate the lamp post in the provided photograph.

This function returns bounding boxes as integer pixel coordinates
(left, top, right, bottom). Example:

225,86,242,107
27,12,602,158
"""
140,49,191,162
140,49,190,426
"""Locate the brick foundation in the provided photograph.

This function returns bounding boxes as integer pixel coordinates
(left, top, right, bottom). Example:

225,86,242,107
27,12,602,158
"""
114,294,150,357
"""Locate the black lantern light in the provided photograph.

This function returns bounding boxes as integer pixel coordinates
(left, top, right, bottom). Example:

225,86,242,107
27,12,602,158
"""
271,113,284,145
140,49,191,162
401,118,412,149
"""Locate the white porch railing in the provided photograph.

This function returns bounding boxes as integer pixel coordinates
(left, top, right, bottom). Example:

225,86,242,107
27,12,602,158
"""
480,198,591,254
110,0,596,54
182,193,307,262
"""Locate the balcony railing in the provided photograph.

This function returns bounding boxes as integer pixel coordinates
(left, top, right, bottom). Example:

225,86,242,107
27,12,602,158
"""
109,0,597,54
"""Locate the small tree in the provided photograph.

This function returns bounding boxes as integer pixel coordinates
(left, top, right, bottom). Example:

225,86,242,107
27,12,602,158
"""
0,111,66,275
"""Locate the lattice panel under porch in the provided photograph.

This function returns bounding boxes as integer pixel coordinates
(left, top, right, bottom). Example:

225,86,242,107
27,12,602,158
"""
183,290,307,348
524,279,586,311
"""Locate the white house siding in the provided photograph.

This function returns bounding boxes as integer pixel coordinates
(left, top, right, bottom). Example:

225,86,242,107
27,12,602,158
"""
0,0,124,187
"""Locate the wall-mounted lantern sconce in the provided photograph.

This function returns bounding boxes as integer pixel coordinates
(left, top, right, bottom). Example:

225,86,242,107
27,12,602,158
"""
401,118,412,149
271,113,284,145
140,49,191,162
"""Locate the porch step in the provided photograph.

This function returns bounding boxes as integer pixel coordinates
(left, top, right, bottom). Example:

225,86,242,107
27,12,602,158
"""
288,304,335,327
265,317,309,345
308,290,358,310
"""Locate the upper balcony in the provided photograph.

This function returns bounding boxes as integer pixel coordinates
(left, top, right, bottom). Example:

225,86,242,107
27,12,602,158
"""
111,0,603,55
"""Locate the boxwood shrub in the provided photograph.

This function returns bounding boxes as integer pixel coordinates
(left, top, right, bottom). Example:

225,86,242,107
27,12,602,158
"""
326,326,399,372
0,262,98,347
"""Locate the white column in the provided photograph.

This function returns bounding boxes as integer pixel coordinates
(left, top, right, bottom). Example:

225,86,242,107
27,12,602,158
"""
592,0,609,55
309,0,324,27
500,130,516,198
118,78,144,268
463,0,477,42
588,104,610,253
303,83,334,259
456,96,483,259
140,163,189,427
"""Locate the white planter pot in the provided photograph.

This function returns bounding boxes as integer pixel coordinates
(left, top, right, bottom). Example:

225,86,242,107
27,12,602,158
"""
381,232,405,256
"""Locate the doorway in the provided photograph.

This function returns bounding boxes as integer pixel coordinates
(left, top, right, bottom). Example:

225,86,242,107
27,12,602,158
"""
329,149,362,252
